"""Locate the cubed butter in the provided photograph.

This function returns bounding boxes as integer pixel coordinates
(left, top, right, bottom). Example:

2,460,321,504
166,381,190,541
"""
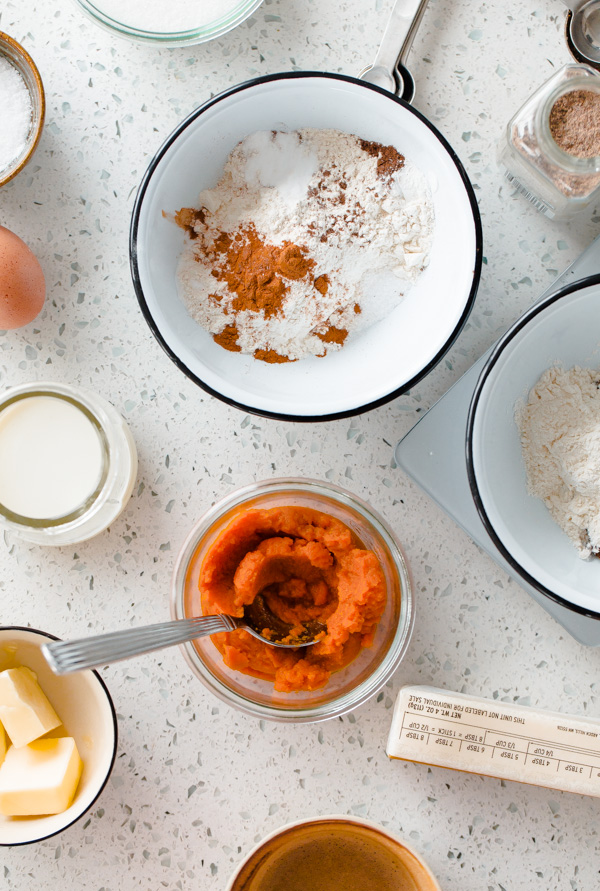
0,666,61,747
0,737,83,816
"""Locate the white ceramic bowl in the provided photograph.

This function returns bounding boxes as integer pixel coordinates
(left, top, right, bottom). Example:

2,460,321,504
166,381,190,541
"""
0,626,117,846
225,815,441,891
131,73,482,421
467,276,600,619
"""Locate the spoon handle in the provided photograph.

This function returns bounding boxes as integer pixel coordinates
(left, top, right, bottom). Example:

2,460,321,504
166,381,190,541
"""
359,0,430,97
42,615,238,674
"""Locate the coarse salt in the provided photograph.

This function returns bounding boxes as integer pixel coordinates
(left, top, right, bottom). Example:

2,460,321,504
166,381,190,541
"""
0,56,32,174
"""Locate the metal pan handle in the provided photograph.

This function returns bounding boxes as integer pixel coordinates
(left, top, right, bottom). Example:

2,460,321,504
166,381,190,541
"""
359,0,430,103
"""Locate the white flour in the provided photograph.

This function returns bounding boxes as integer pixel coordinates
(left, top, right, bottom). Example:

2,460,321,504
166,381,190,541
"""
176,128,434,361
516,364,600,558
90,0,243,32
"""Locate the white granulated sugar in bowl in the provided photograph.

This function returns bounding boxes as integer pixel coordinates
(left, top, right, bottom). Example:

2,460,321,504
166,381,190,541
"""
0,56,32,173
90,0,243,32
516,364,600,558
175,128,435,363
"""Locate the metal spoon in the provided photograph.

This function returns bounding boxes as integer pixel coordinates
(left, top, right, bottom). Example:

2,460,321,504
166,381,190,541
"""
42,595,327,675
359,0,430,102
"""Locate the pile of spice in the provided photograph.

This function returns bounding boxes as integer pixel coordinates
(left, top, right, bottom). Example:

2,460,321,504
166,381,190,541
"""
174,128,434,363
0,55,32,175
549,88,600,158
516,364,600,559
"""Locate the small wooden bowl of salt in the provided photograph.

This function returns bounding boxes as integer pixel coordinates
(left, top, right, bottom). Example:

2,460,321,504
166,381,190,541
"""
0,32,45,188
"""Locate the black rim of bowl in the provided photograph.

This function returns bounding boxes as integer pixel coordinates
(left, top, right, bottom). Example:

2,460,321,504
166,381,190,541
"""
130,70,483,422
0,625,119,846
466,273,600,621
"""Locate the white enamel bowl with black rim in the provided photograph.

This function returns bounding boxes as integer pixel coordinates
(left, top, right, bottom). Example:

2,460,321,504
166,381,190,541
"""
130,73,482,422
0,626,118,846
467,276,600,623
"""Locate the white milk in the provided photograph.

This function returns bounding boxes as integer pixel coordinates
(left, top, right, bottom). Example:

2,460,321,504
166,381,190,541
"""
0,395,105,519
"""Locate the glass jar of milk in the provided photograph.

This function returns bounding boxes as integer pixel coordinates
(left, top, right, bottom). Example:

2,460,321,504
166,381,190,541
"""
0,382,137,545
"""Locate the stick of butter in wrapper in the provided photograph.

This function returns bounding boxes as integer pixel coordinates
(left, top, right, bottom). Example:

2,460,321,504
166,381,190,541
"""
387,685,600,798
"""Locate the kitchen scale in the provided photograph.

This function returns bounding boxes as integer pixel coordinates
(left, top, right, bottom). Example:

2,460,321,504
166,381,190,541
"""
395,234,600,646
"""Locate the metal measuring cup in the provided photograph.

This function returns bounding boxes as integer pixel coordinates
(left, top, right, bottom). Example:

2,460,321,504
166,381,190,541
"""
359,0,430,102
564,0,600,69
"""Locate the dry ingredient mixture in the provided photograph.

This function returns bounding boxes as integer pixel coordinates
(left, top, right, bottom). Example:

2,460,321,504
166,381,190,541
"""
0,56,32,174
549,89,600,158
175,129,434,363
516,365,600,558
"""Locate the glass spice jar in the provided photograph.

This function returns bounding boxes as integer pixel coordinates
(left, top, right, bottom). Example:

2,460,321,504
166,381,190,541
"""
498,63,600,219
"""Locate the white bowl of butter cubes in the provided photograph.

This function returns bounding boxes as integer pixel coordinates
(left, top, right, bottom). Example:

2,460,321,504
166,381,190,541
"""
0,626,117,845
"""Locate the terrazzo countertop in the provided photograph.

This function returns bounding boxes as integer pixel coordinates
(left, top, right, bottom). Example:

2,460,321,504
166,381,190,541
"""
2,1,600,888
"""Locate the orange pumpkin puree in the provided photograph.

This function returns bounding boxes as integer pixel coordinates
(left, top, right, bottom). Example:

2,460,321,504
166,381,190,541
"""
199,506,386,692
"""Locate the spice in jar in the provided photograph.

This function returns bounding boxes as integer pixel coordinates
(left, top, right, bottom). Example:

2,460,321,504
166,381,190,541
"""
548,89,600,158
498,63,600,219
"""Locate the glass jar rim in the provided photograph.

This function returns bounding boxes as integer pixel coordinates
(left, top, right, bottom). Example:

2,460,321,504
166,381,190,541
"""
170,477,414,723
539,75,600,172
73,0,263,46
0,383,111,529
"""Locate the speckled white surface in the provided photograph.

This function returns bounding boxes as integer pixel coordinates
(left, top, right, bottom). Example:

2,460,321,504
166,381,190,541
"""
1,0,600,888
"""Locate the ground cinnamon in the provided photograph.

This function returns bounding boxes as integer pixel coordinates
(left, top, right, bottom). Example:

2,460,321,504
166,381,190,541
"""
176,215,335,357
253,348,292,364
359,140,405,179
314,274,329,295
213,323,241,352
172,207,204,238
316,325,348,346
207,224,317,319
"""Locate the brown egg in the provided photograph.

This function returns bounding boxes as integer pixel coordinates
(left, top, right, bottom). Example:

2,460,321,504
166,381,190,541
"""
0,226,45,329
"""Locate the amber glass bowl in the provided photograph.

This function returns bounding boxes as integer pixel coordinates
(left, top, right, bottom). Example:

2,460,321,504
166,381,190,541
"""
170,478,414,723
0,32,45,187
226,816,441,891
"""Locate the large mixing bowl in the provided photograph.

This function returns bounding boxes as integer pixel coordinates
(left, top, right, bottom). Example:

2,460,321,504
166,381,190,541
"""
131,73,481,421
467,276,600,621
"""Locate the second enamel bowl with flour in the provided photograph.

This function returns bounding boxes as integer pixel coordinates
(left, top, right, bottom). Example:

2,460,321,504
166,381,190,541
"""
131,73,481,421
467,276,600,620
